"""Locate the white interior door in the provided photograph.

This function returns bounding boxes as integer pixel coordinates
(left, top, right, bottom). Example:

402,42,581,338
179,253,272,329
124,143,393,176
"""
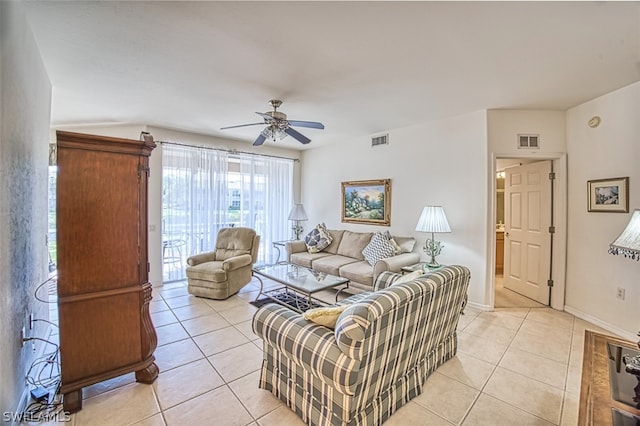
503,161,552,304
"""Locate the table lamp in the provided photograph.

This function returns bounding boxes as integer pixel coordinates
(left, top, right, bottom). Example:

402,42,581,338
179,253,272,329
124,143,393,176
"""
288,203,308,240
415,206,451,268
609,209,640,261
609,209,640,393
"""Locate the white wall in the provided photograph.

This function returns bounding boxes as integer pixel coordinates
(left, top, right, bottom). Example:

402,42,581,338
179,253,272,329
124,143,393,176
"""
488,110,567,155
0,1,52,416
301,110,489,307
487,109,568,309
565,81,640,340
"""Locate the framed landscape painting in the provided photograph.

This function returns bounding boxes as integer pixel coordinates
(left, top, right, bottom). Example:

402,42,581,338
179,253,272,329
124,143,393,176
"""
587,177,629,213
341,179,391,225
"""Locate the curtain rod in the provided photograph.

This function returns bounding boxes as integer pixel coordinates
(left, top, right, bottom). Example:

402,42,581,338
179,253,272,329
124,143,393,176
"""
159,140,299,162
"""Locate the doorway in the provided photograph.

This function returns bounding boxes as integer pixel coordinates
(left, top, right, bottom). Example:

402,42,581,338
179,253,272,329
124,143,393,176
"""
494,159,547,308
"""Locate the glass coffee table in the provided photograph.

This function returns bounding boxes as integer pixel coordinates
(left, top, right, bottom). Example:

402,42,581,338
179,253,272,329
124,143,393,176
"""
252,263,349,313
579,330,640,425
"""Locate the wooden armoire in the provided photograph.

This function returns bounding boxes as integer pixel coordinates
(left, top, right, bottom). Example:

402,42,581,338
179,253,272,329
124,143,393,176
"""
55,131,158,413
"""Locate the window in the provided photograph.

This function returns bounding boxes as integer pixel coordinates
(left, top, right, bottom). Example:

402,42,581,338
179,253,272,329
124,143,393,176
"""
162,143,293,282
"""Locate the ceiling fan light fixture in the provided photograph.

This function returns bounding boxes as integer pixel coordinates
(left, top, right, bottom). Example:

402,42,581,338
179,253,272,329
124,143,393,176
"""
222,100,323,145
261,125,287,142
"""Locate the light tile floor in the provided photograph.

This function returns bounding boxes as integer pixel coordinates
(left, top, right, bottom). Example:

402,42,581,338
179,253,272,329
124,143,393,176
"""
43,277,614,425
494,274,545,309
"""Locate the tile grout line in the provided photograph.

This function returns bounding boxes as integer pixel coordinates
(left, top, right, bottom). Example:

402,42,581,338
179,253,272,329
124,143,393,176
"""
162,284,271,425
457,307,530,425
156,289,258,423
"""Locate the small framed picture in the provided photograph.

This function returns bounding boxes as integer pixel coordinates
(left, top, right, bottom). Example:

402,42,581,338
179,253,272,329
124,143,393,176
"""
587,177,629,213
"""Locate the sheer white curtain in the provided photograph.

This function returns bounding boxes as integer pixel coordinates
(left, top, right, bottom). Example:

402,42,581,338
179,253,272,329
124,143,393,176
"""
162,144,229,282
162,143,293,282
236,153,293,264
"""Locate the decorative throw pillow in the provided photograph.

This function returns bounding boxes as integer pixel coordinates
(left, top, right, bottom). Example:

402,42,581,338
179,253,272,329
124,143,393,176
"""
362,232,396,266
305,223,333,253
391,270,424,286
302,305,347,328
382,231,403,255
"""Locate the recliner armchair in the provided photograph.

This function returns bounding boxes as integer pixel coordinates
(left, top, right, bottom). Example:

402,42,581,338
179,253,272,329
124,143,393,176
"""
186,227,260,300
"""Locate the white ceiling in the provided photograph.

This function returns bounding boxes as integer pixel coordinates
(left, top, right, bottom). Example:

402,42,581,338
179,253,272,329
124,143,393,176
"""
23,1,640,149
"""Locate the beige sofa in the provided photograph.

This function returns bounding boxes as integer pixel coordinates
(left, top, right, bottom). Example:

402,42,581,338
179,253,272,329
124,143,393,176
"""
286,229,420,292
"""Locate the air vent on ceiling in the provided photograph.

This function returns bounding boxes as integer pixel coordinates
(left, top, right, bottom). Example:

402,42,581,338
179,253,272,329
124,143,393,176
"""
371,133,389,147
518,134,540,149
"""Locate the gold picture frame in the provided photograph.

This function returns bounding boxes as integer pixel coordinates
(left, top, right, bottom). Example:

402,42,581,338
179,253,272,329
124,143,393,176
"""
587,177,629,213
341,179,391,226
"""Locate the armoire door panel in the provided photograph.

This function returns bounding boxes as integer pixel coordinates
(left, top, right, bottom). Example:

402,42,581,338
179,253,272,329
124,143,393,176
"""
56,131,158,413
59,292,142,382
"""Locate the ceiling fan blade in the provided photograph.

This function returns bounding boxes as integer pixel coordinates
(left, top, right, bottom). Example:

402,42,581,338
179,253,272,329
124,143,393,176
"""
284,127,311,144
287,120,325,129
255,112,274,121
220,122,264,130
253,134,267,146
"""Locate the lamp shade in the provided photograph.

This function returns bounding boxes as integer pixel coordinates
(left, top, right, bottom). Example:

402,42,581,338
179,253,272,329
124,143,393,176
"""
415,206,451,233
609,209,640,260
288,204,308,221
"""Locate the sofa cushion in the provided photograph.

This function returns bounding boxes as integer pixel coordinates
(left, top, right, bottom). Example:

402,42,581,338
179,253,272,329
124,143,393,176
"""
393,236,416,253
311,255,358,276
186,261,226,282
289,251,331,269
338,260,374,287
214,227,256,260
304,223,333,253
362,232,397,266
336,231,373,260
324,229,345,254
335,303,371,342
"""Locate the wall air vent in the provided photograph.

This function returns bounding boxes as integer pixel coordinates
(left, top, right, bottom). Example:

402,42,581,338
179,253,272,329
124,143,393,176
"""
517,134,540,149
371,133,389,147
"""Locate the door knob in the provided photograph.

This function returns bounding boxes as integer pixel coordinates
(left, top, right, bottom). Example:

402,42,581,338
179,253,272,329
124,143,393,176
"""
505,232,509,237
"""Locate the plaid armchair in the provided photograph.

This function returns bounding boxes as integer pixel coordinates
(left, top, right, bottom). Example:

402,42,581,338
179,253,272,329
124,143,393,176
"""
252,265,470,426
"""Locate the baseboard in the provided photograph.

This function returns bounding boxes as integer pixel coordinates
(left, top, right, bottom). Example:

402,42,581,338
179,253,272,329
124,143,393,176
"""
466,301,492,311
564,304,637,342
468,300,636,342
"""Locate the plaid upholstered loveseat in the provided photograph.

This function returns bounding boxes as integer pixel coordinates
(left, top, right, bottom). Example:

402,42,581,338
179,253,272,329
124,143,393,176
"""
252,265,471,426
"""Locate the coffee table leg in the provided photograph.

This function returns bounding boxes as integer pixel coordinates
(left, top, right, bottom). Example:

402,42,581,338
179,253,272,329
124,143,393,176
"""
253,273,264,302
296,295,303,312
273,242,281,264
335,282,350,302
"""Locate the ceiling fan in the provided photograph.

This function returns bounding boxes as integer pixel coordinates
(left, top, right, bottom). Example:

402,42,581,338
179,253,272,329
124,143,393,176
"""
221,100,325,146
